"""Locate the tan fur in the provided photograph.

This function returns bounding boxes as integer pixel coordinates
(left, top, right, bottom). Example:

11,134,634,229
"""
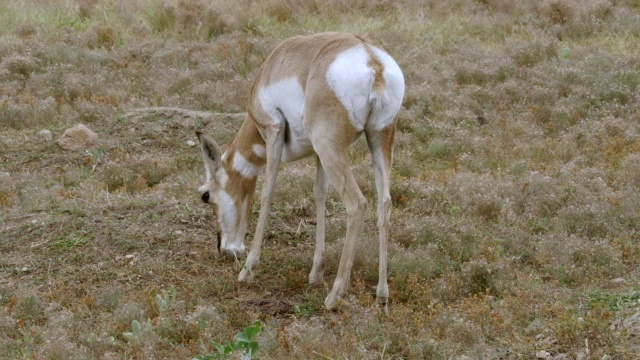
248,32,379,131
199,32,403,313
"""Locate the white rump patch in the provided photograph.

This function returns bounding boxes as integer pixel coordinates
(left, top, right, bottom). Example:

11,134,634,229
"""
326,46,374,132
369,46,405,131
326,45,405,133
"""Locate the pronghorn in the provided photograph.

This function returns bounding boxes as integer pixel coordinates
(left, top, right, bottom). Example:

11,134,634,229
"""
197,32,404,311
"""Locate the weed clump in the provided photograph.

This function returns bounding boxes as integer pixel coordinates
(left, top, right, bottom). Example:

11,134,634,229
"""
112,303,145,337
146,0,229,39
1,54,39,80
13,294,46,325
100,158,173,193
461,260,495,296
40,335,89,360
542,0,575,25
87,23,119,49
509,40,557,67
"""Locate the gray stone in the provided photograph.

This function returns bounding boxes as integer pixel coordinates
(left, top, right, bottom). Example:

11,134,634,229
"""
57,123,98,150
536,350,551,359
623,311,640,337
37,129,53,142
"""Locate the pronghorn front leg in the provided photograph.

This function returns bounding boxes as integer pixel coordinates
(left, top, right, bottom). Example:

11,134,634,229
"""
309,156,328,284
238,124,285,282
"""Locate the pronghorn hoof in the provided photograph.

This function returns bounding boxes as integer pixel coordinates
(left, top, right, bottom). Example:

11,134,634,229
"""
238,268,253,282
308,271,324,285
376,297,389,316
324,292,341,310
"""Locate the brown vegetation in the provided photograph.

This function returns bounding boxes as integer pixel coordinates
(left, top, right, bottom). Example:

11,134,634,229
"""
1,0,639,358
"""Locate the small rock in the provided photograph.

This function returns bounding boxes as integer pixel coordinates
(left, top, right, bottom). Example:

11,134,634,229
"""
186,139,196,147
610,277,626,284
601,354,612,360
536,350,551,359
623,311,640,338
0,172,9,178
57,123,98,150
37,129,53,142
553,354,570,360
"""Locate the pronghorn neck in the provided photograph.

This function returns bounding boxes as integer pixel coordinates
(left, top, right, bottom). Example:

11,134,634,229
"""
220,114,266,207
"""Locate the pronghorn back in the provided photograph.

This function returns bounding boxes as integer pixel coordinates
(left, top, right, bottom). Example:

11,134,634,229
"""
248,32,404,162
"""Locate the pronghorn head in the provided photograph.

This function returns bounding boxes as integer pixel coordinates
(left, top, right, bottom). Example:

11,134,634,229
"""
196,131,252,259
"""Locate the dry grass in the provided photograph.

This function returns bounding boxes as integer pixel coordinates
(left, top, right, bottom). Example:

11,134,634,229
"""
1,0,640,358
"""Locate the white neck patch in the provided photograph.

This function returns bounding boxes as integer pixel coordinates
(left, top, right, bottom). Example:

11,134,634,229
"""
232,151,262,179
252,144,266,159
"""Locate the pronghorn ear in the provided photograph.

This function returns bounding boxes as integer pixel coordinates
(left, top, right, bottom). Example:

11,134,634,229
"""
196,131,222,178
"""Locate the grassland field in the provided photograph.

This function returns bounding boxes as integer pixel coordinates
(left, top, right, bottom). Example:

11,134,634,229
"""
1,0,640,359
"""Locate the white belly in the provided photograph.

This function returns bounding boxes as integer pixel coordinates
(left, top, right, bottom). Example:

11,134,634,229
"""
281,126,314,163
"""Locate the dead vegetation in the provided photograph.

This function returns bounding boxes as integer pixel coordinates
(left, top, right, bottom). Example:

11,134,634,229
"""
1,0,639,359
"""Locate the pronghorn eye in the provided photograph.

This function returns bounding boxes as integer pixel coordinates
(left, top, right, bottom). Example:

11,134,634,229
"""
201,191,210,203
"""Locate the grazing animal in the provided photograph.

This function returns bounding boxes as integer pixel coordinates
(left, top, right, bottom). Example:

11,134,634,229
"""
197,32,404,311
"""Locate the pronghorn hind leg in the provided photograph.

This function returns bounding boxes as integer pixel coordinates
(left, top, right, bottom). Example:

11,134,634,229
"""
238,124,285,282
309,156,328,284
311,136,367,310
365,124,396,315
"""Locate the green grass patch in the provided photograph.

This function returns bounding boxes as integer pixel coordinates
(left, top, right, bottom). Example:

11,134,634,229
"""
584,289,640,312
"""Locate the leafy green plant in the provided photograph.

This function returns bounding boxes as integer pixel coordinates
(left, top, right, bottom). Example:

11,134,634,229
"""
584,289,640,311
84,147,105,171
194,321,263,360
155,286,176,313
122,319,143,344
51,232,89,251
121,318,159,346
